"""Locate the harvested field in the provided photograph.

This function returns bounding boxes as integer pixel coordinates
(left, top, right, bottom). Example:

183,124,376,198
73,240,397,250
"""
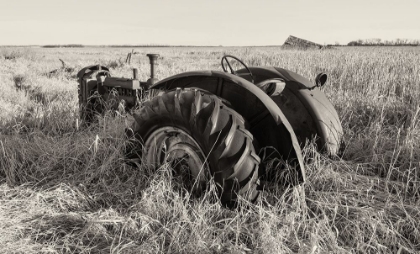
1,46,419,253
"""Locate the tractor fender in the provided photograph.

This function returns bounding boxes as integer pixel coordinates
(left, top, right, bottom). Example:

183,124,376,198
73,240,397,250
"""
150,70,306,184
243,67,343,156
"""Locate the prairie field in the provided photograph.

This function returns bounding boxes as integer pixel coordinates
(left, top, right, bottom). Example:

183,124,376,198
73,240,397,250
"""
0,46,419,253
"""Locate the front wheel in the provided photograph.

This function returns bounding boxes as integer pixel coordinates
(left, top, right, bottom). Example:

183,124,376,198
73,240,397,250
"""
128,88,260,208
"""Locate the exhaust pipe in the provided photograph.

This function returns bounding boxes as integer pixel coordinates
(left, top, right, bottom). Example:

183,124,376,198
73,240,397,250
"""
146,54,159,87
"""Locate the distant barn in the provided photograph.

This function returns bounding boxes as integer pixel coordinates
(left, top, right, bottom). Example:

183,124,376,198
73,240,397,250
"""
283,35,331,49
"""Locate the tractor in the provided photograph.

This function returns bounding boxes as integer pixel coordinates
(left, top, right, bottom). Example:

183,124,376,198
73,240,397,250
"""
77,54,343,207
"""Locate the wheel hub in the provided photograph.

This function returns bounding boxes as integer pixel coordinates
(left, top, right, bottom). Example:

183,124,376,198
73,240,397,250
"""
144,127,209,195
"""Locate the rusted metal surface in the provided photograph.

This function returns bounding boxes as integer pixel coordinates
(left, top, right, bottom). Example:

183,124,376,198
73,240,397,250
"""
241,66,343,156
151,70,306,184
103,77,140,90
77,65,110,108
270,88,317,148
147,54,159,78
76,54,344,189
146,54,160,87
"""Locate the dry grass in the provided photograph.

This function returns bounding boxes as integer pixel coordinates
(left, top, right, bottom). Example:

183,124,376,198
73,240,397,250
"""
1,46,419,253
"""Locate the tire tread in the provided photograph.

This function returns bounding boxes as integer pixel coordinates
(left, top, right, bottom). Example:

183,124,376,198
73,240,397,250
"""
132,88,260,207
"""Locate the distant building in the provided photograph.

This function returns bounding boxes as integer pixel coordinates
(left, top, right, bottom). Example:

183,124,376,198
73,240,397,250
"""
283,35,329,49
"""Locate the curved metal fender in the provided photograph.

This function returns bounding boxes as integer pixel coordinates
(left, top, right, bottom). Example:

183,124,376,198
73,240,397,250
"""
245,67,343,156
151,70,306,184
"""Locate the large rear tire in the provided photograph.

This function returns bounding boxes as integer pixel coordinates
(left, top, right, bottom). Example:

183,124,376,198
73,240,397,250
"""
128,88,260,207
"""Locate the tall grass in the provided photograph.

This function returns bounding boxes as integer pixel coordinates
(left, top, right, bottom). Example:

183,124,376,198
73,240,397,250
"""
0,46,419,253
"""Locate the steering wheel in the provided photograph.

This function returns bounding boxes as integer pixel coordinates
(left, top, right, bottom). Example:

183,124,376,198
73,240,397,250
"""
221,55,254,83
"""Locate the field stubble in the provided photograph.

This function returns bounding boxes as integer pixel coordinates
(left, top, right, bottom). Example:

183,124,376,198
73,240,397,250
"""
0,46,419,253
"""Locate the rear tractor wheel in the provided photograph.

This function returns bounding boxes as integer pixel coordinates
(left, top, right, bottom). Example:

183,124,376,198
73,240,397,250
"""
127,88,260,208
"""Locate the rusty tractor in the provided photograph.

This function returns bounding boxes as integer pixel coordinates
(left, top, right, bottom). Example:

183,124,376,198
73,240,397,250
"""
77,54,343,207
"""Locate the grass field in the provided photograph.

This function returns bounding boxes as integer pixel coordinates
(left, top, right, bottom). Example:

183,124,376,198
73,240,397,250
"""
1,46,419,253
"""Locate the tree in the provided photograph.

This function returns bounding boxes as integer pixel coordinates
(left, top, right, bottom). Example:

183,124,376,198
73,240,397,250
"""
347,41,360,46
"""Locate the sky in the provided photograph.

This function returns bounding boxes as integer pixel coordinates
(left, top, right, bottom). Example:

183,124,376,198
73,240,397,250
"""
0,0,419,46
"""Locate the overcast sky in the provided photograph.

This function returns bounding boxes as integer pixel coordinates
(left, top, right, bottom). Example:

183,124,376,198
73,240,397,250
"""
0,0,419,46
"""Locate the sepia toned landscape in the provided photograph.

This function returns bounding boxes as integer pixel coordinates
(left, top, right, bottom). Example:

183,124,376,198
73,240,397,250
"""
1,46,419,253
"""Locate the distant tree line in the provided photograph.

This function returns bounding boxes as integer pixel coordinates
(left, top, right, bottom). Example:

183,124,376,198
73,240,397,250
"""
107,44,172,47
347,38,420,46
42,44,84,48
41,44,219,48
106,44,215,47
